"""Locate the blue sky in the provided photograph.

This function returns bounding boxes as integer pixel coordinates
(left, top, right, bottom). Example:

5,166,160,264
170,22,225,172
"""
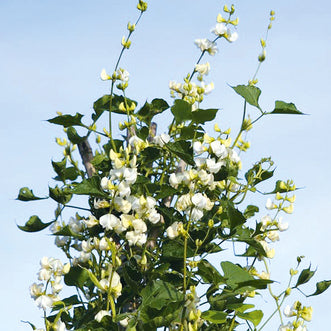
1,0,330,329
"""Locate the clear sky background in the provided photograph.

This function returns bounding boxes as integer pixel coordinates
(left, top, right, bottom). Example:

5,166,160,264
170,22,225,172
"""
0,0,330,330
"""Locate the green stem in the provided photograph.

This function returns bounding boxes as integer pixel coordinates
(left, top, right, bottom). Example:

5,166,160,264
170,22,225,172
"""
231,100,246,149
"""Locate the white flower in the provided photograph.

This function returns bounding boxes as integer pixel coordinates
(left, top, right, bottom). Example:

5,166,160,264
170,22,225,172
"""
81,239,94,252
190,207,204,221
210,140,228,158
277,217,289,231
79,251,91,263
259,271,270,280
198,170,214,187
166,222,182,239
206,158,224,173
126,231,147,246
68,217,83,234
267,230,280,242
259,240,275,259
201,81,214,94
193,141,205,155
116,68,129,82
118,181,131,197
154,133,170,147
53,320,67,331
99,214,120,231
191,193,208,209
228,148,240,163
226,29,238,42
146,196,157,209
119,317,129,327
278,323,292,331
94,199,110,209
195,157,206,169
30,283,44,299
265,198,274,210
52,281,63,294
100,177,110,190
95,310,111,323
100,69,111,81
169,173,183,188
35,295,54,310
194,38,218,55
114,197,132,214
195,62,210,76
260,215,272,231
38,268,52,281
129,135,143,147
148,209,161,224
176,194,192,211
84,215,99,228
211,23,227,36
99,237,112,251
50,221,62,234
132,219,147,233
123,167,138,184
284,305,295,317
55,236,69,248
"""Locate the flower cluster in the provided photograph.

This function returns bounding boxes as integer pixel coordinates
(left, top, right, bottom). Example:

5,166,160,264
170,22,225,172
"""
30,257,70,311
279,301,313,331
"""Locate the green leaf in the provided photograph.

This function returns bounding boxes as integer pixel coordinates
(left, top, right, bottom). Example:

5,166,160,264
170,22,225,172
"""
67,126,86,144
201,310,227,324
192,108,218,124
140,280,184,310
198,259,225,285
53,225,83,239
52,295,80,310
64,266,89,289
244,205,259,219
137,98,169,124
236,279,273,290
49,186,72,205
171,99,192,123
221,261,254,289
72,176,108,198
140,146,162,163
155,184,178,200
237,310,263,327
226,303,255,313
267,180,294,194
295,265,316,287
48,113,84,127
136,126,150,140
21,321,37,330
166,140,194,165
308,280,331,296
270,101,304,115
226,203,246,230
232,85,261,110
17,187,46,201
18,215,53,232
162,240,195,260
92,94,137,121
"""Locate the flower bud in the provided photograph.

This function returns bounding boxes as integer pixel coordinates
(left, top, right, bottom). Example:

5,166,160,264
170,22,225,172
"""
208,219,214,228
127,22,136,32
223,4,230,13
258,49,266,62
290,268,298,276
137,0,148,12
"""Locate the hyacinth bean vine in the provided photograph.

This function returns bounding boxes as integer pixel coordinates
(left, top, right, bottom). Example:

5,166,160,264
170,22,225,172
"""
17,2,330,331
